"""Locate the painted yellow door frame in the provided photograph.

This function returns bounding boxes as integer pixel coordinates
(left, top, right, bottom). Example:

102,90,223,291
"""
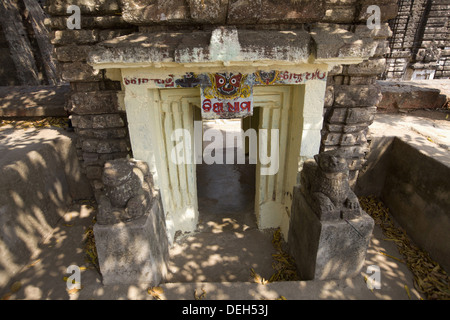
122,68,326,243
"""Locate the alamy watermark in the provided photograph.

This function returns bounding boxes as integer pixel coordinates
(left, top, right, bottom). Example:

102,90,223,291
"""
66,5,81,29
170,121,279,176
366,265,381,290
366,5,381,30
66,265,81,290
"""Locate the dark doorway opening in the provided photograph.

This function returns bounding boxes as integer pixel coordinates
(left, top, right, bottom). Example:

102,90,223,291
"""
197,119,257,231
165,118,277,283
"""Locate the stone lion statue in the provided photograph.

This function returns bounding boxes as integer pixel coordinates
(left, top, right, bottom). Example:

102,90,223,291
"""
97,158,156,225
300,149,361,221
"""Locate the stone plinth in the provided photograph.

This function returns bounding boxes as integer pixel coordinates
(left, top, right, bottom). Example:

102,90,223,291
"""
288,187,374,280
94,193,169,285
93,159,168,286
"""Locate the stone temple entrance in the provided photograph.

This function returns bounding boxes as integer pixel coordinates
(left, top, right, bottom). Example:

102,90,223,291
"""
120,79,327,246
119,82,324,282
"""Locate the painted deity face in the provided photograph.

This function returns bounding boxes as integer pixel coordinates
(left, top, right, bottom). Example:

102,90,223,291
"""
214,73,242,97
256,70,279,85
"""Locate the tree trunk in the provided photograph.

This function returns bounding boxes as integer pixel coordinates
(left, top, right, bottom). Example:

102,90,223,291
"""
0,0,40,86
22,0,59,85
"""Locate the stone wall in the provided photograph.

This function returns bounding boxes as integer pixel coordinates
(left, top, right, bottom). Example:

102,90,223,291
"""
321,22,392,186
45,0,397,191
46,0,137,194
385,0,450,80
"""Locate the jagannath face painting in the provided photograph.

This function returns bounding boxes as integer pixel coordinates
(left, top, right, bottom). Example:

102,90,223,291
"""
214,73,242,97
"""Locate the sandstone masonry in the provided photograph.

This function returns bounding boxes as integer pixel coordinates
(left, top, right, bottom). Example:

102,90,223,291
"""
384,0,450,80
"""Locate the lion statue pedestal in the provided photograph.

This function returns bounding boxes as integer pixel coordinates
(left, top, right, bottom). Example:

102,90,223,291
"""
288,150,374,280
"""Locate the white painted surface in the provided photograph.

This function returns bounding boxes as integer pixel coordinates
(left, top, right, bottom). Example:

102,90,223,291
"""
121,67,327,243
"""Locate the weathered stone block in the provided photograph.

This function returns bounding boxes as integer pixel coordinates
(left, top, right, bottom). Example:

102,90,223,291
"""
51,30,99,45
82,152,99,165
347,58,387,76
60,62,101,82
188,0,228,24
340,132,367,146
76,128,128,139
88,28,311,66
374,40,390,57
288,189,374,280
354,23,393,40
346,107,377,124
69,91,119,115
71,114,125,129
333,85,382,107
81,138,129,154
323,5,356,23
322,145,369,158
94,193,169,285
325,123,368,133
322,131,367,146
98,139,129,154
46,0,121,15
322,132,342,146
328,107,348,123
259,0,326,23
348,76,376,85
70,81,101,92
85,165,103,180
121,0,191,25
237,29,311,62
377,82,447,112
227,0,261,24
328,65,344,76
55,45,91,62
93,114,125,129
311,24,378,60
328,107,376,124
94,158,168,285
98,29,136,42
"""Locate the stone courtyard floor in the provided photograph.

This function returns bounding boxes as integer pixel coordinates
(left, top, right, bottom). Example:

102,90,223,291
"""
0,198,425,300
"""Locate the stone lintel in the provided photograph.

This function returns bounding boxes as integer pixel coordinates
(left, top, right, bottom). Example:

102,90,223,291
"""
87,25,381,69
310,23,379,61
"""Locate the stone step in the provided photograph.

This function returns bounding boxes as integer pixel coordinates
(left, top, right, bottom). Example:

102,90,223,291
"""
0,85,70,118
0,127,92,289
377,80,449,112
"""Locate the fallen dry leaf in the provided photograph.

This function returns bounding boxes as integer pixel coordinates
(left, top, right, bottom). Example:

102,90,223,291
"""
250,268,268,285
27,259,41,268
67,285,83,295
194,288,206,300
360,196,450,300
268,228,299,282
147,286,164,300
10,281,22,293
1,293,11,300
405,284,412,300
